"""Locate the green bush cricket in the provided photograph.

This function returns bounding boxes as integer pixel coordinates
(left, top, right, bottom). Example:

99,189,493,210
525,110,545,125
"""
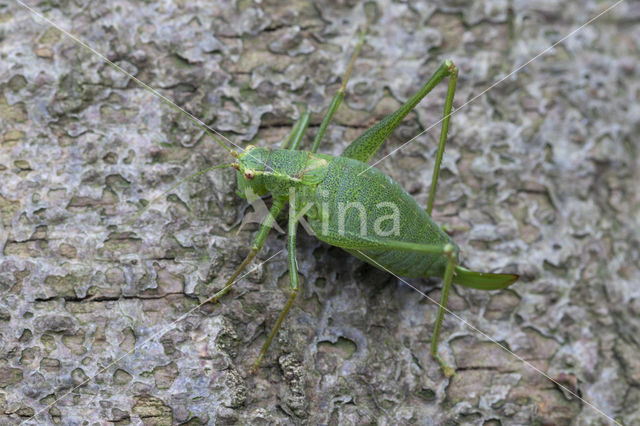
125,29,519,377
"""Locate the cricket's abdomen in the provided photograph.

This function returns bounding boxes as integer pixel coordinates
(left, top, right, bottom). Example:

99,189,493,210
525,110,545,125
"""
307,156,458,278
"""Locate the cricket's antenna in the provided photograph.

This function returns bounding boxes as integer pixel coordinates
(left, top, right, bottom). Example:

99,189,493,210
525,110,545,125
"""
16,0,240,156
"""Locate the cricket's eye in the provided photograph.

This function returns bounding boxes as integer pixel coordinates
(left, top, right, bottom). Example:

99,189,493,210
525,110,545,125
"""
244,170,255,180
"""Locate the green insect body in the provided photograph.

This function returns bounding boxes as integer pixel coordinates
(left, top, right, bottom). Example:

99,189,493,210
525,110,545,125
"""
214,42,520,375
236,146,457,278
119,30,519,376
235,146,517,288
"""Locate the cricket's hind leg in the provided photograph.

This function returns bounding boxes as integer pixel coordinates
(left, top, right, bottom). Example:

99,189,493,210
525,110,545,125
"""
341,60,458,214
347,239,459,377
425,64,458,216
430,244,457,377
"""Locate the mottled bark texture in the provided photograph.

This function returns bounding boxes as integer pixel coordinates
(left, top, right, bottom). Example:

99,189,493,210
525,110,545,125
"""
1,0,639,424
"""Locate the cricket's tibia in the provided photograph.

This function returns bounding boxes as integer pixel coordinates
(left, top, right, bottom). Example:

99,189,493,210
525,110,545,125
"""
453,266,518,290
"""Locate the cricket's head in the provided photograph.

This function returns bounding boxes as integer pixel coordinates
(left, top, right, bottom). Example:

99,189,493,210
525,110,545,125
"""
233,145,269,199
232,145,328,200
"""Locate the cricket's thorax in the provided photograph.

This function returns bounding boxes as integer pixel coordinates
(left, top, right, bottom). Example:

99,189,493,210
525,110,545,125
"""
234,146,330,200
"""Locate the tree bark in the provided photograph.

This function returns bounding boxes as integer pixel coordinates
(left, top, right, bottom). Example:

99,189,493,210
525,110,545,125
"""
1,0,638,424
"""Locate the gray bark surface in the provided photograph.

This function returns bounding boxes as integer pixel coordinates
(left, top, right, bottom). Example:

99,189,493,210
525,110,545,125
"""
1,0,639,424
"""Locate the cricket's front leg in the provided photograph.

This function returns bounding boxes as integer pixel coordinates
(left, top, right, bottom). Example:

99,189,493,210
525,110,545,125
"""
311,29,367,154
207,197,286,304
250,198,301,373
280,109,310,151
